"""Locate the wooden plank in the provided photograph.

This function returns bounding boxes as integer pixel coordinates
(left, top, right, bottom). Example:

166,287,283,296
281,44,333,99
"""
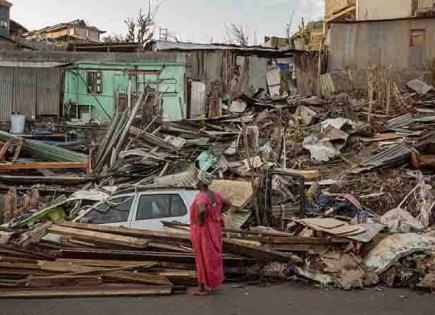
0,285,172,298
0,268,54,276
0,141,11,162
223,239,302,264
159,270,197,286
48,225,149,249
257,236,349,245
0,256,37,264
57,222,191,243
38,261,97,273
0,161,88,171
104,271,172,286
26,275,103,288
55,259,159,268
59,248,255,266
0,175,90,185
0,262,42,270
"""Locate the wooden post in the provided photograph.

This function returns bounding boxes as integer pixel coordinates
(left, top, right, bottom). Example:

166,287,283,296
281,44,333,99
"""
386,80,391,116
368,83,374,125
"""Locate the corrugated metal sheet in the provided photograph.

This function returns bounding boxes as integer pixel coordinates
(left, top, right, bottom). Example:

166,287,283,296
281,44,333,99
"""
352,143,414,174
13,67,36,116
36,68,62,116
0,67,13,121
0,66,62,121
150,40,300,54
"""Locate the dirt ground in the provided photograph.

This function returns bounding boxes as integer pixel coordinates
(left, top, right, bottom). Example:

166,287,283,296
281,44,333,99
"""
2,283,435,315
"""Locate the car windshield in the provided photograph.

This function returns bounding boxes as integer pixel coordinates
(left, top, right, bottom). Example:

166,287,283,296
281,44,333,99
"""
80,196,133,224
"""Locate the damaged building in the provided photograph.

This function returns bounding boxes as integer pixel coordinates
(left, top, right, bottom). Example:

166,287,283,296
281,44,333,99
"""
323,0,435,93
0,41,319,126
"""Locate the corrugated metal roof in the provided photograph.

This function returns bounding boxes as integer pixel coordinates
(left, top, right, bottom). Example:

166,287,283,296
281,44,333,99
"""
148,40,303,54
0,61,69,68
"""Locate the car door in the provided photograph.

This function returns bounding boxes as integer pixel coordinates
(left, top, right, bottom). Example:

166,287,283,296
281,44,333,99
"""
77,194,135,228
130,192,189,231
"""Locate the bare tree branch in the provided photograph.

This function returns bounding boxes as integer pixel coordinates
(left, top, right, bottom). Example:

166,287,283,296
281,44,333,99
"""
105,0,159,44
124,18,136,42
226,23,250,46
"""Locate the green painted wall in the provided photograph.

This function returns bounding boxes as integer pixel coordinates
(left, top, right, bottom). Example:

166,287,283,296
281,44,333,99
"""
64,61,186,122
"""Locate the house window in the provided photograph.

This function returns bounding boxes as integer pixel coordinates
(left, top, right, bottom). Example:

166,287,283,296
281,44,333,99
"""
0,20,8,28
410,29,426,47
87,71,103,94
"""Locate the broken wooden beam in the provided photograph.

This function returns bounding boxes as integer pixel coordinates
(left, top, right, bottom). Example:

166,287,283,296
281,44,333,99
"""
48,225,149,249
0,161,89,172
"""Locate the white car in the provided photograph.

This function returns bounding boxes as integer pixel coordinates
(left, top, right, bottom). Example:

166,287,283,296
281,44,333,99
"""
75,187,198,231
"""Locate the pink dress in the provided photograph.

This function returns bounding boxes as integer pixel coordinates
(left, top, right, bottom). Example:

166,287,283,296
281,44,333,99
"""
189,191,225,289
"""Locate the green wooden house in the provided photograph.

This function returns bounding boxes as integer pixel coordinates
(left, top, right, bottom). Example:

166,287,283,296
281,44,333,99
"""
63,60,186,122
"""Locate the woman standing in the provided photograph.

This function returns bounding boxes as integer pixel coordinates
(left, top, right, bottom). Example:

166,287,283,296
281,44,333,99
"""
189,171,232,295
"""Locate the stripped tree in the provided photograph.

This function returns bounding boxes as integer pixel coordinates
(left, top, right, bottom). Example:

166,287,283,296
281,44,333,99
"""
226,23,250,46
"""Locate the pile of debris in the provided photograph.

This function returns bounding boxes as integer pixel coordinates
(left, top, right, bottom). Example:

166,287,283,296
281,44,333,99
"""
1,77,435,296
1,217,435,298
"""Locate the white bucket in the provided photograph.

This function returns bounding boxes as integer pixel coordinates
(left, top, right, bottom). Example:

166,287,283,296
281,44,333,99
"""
10,114,25,134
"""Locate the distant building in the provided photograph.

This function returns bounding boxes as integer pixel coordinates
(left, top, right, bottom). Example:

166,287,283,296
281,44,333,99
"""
24,20,105,44
292,20,324,51
325,0,435,22
357,0,435,20
325,0,356,23
0,0,12,38
323,0,435,95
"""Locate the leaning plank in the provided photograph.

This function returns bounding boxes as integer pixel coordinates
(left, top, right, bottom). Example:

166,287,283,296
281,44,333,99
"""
0,285,172,299
0,162,89,171
0,141,11,162
48,225,149,249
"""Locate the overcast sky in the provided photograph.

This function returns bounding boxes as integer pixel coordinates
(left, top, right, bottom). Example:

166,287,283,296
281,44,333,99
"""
10,0,324,43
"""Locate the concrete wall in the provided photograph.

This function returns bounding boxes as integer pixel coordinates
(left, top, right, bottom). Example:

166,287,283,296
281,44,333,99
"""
328,18,435,74
357,0,412,20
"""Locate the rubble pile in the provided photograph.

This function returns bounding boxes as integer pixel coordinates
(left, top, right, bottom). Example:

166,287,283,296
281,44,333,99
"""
1,79,435,297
